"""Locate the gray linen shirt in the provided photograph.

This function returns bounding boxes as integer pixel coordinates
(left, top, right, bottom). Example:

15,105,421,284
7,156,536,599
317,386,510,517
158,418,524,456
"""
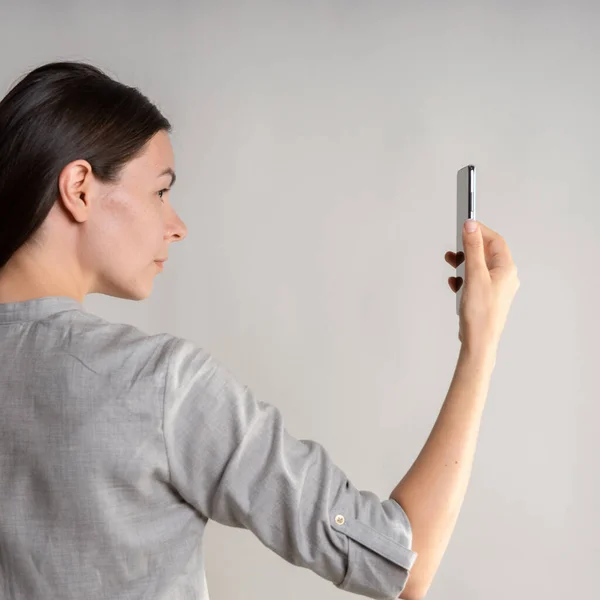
0,296,417,600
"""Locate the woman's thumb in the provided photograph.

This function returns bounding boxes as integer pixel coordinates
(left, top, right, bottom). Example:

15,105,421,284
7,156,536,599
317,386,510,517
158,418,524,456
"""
463,220,487,279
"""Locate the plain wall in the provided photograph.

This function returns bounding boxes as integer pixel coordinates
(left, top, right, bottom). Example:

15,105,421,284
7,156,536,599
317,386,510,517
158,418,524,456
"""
2,1,598,598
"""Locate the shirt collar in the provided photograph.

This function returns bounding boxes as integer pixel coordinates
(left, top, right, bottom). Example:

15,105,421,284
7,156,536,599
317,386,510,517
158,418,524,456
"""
0,296,84,324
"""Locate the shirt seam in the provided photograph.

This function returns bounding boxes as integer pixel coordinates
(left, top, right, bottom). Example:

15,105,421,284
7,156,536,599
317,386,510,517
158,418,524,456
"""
162,336,179,486
0,308,83,327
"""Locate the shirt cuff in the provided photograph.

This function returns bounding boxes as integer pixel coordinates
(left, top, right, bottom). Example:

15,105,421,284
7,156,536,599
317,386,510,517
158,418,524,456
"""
331,497,417,600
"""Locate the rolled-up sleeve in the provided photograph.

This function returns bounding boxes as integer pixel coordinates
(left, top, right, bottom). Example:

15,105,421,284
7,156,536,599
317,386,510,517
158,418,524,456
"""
163,338,417,600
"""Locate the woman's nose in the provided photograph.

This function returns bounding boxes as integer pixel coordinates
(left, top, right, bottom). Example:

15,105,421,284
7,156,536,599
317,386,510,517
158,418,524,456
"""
166,210,188,242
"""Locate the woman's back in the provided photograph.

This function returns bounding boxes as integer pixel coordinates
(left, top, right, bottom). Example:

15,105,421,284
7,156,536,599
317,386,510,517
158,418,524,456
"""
0,297,210,599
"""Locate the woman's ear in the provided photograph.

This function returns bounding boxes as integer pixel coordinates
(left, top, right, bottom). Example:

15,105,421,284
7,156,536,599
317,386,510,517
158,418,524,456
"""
56,160,94,224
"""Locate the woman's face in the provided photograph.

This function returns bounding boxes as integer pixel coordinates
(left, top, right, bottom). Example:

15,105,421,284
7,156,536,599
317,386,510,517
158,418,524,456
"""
84,130,188,300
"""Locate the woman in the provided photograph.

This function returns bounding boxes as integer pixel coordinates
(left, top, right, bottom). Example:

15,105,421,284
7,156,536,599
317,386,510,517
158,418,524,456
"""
0,62,519,600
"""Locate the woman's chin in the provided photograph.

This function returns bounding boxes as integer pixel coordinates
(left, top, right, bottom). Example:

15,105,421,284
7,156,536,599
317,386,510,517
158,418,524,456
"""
96,275,154,302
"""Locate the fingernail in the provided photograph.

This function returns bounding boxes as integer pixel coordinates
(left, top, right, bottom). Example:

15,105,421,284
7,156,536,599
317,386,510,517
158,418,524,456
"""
465,219,478,233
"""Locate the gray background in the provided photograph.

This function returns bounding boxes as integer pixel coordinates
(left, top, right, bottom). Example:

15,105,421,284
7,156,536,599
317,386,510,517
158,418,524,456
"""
2,1,598,598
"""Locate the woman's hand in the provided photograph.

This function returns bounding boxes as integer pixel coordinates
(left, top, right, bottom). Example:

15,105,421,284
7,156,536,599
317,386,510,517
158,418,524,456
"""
445,220,520,350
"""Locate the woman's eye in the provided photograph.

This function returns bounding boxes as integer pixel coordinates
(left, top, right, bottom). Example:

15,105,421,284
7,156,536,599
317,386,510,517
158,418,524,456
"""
158,189,169,201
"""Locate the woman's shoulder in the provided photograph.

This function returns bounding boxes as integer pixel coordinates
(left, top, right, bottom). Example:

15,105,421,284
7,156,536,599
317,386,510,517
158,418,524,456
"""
70,310,240,399
58,309,192,380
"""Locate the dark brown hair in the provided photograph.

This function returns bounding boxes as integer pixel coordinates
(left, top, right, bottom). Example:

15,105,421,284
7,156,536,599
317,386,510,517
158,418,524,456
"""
0,61,172,269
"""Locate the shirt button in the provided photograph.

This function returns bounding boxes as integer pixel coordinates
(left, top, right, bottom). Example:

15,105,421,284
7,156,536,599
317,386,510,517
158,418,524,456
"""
335,515,345,525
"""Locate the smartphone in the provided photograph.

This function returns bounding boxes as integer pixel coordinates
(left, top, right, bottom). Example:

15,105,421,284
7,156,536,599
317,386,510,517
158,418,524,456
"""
456,165,476,314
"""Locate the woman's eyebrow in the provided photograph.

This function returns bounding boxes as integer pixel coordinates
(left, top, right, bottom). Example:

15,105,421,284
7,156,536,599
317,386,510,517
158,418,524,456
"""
158,167,176,188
